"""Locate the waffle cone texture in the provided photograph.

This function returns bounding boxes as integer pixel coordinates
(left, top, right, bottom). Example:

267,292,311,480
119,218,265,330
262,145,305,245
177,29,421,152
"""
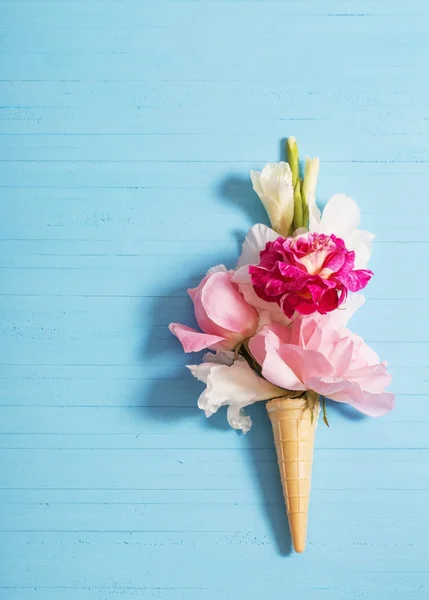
266,395,319,553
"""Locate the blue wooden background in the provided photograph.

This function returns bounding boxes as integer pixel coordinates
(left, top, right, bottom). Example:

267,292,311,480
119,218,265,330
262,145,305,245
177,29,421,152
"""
1,1,428,598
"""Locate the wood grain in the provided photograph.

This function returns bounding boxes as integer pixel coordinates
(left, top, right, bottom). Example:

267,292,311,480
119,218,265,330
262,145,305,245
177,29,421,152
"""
1,1,428,598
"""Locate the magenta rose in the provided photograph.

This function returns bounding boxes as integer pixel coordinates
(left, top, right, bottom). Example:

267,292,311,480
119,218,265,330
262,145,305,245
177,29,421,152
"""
249,233,373,318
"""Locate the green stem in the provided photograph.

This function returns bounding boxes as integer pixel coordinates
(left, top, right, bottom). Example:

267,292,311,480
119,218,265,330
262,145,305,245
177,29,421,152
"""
286,136,300,188
322,396,330,427
292,178,303,231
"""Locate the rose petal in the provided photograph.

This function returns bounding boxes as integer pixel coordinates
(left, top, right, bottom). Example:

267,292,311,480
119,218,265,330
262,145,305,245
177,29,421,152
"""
201,271,258,334
345,363,392,393
169,323,227,353
278,344,334,384
260,334,305,390
341,269,373,292
307,377,395,417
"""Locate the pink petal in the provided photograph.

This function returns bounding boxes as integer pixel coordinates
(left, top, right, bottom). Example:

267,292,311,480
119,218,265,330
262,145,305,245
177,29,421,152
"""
327,336,354,377
261,337,304,391
250,265,289,298
238,282,291,326
302,320,323,351
342,269,373,292
187,287,198,301
306,280,327,302
323,247,346,272
345,363,392,393
277,264,312,288
307,377,395,417
248,331,268,365
281,294,307,318
289,315,305,346
249,324,291,365
333,250,356,281
357,391,395,416
292,297,318,315
278,344,334,384
200,271,258,335
290,315,317,347
306,376,355,400
169,323,227,353
191,277,225,337
317,288,340,313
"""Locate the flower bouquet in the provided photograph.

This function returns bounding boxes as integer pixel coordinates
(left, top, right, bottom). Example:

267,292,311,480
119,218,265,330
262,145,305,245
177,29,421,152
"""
169,137,394,553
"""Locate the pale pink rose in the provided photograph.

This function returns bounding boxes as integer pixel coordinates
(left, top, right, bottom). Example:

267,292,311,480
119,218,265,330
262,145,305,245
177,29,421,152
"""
169,266,259,353
249,315,394,417
249,232,373,318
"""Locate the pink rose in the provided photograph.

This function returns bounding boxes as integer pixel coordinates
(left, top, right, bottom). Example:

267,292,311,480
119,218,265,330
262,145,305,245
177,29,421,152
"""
249,315,394,416
170,267,259,353
249,233,373,318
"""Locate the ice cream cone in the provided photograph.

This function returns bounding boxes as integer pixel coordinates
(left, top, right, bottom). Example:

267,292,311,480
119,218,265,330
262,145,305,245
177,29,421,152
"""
266,394,319,553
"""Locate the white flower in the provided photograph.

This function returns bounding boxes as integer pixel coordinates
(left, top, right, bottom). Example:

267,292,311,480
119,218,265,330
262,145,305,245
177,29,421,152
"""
250,162,294,237
188,351,282,433
309,194,374,269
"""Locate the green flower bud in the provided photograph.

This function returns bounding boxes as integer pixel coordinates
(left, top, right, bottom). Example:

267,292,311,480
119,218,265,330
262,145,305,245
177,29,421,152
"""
286,136,300,188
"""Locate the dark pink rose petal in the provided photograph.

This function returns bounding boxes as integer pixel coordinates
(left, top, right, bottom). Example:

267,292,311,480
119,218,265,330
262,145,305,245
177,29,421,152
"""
342,269,373,292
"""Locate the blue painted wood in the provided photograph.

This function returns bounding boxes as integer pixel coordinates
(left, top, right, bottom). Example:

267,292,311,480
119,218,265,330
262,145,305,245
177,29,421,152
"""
1,0,428,598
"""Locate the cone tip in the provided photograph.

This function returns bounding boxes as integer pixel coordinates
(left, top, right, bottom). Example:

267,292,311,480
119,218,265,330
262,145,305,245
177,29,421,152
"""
290,512,308,554
293,540,306,553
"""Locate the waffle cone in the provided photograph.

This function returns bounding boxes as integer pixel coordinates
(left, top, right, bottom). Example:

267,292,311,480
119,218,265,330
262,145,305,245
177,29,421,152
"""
266,394,319,553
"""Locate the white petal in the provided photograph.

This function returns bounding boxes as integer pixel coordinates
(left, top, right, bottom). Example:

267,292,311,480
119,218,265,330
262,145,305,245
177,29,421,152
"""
190,357,283,432
250,169,263,198
293,227,308,237
187,363,212,384
231,265,252,284
319,194,361,237
259,161,293,193
202,350,235,366
349,229,375,269
250,163,294,236
308,199,322,231
236,224,278,268
310,194,374,267
206,264,228,275
302,157,320,207
227,405,252,434
197,389,215,417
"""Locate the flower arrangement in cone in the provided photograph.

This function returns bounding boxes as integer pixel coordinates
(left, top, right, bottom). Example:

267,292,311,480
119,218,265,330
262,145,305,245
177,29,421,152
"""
169,138,395,553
